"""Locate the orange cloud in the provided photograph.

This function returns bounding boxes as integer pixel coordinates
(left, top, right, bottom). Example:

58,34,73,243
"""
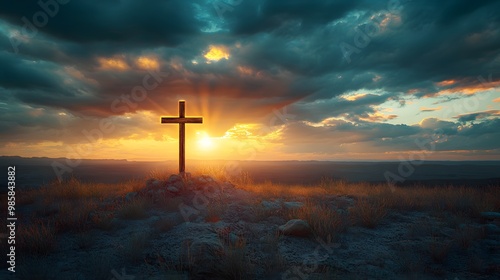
136,56,159,70
204,45,230,62
420,106,442,112
98,57,129,71
360,112,397,122
343,93,367,101
433,79,500,97
435,80,456,86
494,97,500,103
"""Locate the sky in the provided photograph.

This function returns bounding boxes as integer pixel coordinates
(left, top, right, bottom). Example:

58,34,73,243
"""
0,0,499,161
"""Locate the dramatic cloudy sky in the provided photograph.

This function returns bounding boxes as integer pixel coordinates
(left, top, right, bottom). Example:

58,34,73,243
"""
0,0,499,161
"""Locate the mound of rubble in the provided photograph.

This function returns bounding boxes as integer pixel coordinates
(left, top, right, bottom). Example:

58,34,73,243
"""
125,173,235,202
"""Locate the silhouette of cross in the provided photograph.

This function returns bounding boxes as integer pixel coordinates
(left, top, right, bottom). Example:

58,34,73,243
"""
161,100,203,173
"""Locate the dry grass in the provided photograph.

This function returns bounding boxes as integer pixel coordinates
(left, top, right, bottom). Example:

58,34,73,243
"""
55,199,97,233
453,225,486,250
117,197,150,220
206,197,230,223
31,177,141,202
286,200,349,241
215,233,252,280
17,220,57,255
350,197,387,228
149,168,177,180
240,178,500,219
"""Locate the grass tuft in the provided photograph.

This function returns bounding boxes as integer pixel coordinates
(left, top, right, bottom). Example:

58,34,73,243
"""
350,197,387,228
117,197,150,220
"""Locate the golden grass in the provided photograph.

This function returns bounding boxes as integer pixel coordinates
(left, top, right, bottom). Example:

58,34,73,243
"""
286,200,349,240
32,177,142,201
17,220,57,255
350,197,387,228
55,199,97,232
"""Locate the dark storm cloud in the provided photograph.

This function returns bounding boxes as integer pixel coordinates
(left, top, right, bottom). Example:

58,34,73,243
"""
0,0,499,155
455,110,500,123
0,0,202,46
279,117,500,154
222,0,365,34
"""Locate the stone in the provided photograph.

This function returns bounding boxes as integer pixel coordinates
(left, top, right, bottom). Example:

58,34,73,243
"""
181,236,224,272
279,219,312,237
262,200,282,210
167,186,179,193
197,175,215,184
283,201,304,210
168,174,182,183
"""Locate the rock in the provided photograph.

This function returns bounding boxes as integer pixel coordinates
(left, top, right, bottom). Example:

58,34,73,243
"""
125,192,137,202
167,186,179,193
481,212,500,220
181,236,224,273
168,174,182,183
279,219,312,237
262,200,282,210
147,180,165,190
284,201,304,210
197,175,215,184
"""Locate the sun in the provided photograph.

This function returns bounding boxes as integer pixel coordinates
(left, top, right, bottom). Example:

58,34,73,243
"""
196,131,214,150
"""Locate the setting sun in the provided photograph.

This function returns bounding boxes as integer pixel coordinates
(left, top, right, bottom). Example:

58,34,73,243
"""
197,132,214,150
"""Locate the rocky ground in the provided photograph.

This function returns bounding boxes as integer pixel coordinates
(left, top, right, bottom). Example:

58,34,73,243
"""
3,174,500,279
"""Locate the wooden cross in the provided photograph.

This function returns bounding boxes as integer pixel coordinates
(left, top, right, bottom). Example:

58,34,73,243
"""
161,100,203,173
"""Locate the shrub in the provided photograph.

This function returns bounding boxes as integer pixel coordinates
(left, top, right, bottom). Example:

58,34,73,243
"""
350,197,387,228
117,198,150,220
17,221,56,255
286,200,349,241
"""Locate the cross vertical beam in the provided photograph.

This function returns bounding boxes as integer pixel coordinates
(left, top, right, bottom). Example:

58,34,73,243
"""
179,101,185,173
161,100,203,173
